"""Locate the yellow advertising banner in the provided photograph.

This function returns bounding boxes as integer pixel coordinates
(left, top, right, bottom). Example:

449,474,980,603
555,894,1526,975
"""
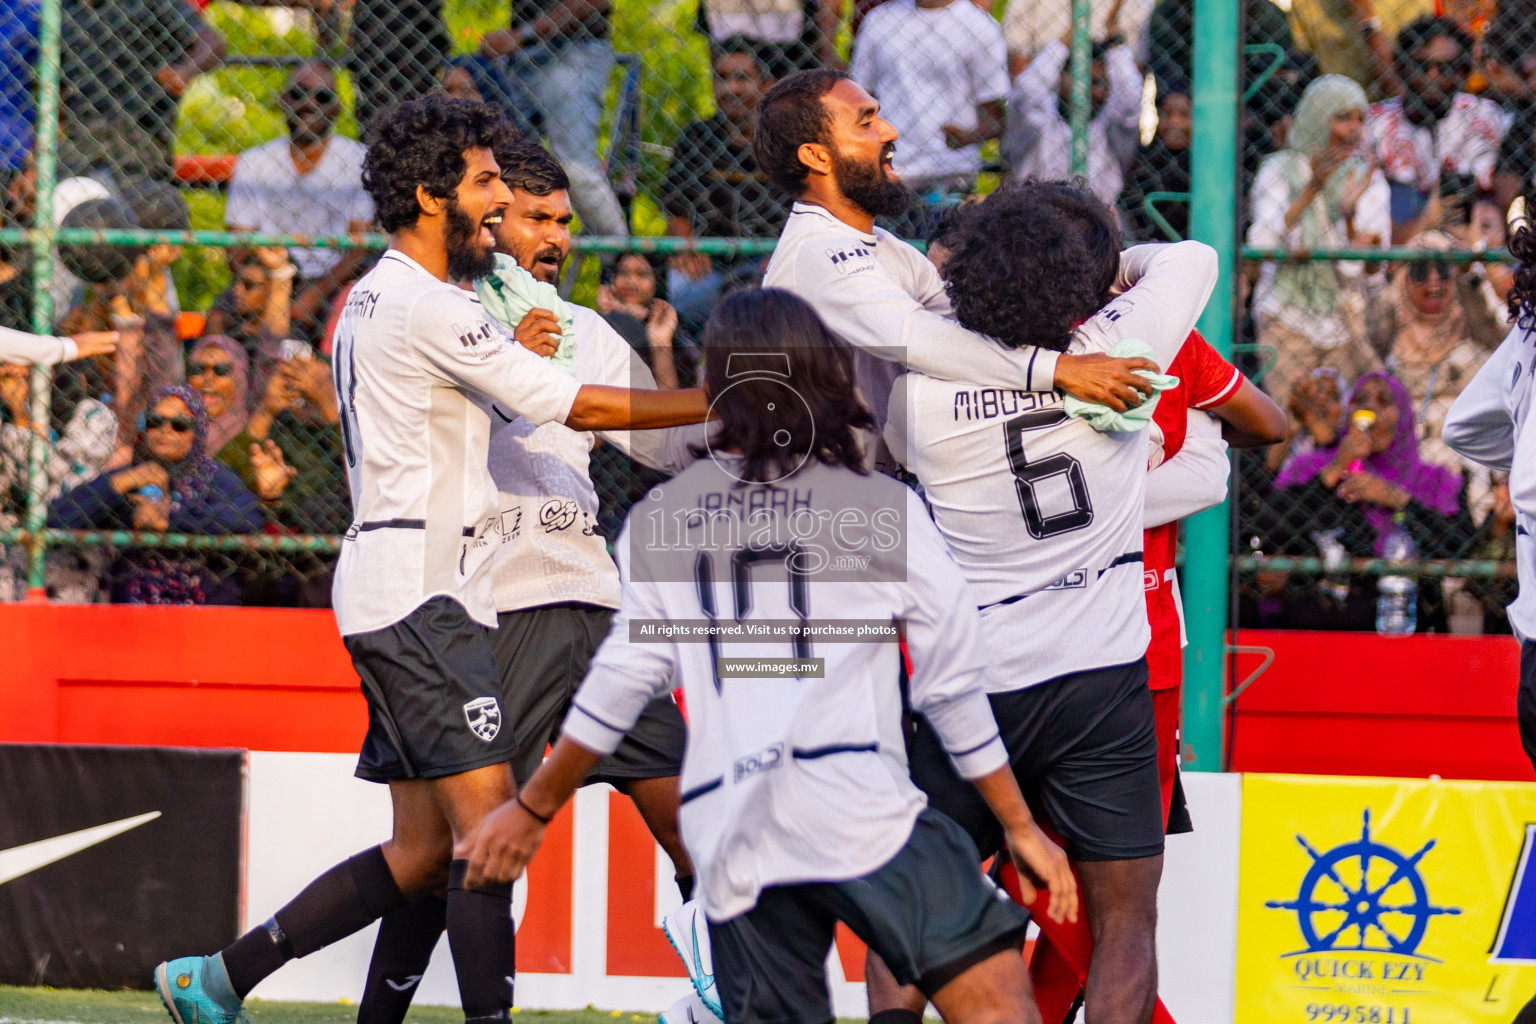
1236,773,1536,1024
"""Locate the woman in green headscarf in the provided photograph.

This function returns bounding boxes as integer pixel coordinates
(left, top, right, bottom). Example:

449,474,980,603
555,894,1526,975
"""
1247,73,1390,409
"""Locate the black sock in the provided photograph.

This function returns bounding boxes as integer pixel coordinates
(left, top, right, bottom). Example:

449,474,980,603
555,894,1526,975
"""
675,874,694,902
446,859,515,1022
357,892,447,1024
868,1012,924,1024
222,846,405,999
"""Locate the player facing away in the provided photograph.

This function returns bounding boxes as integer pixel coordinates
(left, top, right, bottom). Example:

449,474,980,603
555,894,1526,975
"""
459,288,1079,1024
752,68,1164,462
155,95,710,1024
880,182,1217,1024
353,137,702,1024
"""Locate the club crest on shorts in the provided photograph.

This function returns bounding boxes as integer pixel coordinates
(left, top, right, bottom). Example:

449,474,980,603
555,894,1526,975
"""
463,696,502,742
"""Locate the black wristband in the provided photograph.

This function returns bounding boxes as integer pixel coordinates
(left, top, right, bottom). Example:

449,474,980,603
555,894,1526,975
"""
515,792,552,825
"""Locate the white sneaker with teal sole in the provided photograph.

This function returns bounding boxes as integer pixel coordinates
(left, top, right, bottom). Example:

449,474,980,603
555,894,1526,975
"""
155,954,249,1024
660,990,723,1024
662,900,722,1018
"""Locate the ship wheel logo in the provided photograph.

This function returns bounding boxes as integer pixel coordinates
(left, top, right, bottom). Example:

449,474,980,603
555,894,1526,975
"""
1266,810,1461,957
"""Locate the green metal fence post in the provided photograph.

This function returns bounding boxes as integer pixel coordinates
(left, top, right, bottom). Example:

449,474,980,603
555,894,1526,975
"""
23,0,62,598
1069,0,1091,178
1182,0,1241,771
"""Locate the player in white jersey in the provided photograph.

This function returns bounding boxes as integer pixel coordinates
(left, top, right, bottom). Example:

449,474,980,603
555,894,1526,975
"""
156,96,710,1024
460,288,1079,1024
354,138,701,1024
880,182,1217,1024
1445,204,1536,773
753,68,1164,448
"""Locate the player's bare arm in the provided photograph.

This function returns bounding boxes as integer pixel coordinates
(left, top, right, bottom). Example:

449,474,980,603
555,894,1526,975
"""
1210,376,1287,448
565,385,711,431
969,767,1078,925
461,734,601,888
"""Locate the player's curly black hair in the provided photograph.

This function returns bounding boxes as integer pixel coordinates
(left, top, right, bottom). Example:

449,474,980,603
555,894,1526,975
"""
754,68,847,197
1508,201,1536,331
362,94,514,233
698,288,873,484
942,180,1121,353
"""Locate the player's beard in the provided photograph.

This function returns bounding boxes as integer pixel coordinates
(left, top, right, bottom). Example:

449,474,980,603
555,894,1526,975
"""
830,143,912,218
445,196,498,281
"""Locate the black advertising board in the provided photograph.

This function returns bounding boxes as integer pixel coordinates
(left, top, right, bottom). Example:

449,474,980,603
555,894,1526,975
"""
0,744,243,989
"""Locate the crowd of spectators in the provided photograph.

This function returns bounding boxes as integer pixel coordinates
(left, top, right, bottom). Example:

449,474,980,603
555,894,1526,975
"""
0,0,1532,632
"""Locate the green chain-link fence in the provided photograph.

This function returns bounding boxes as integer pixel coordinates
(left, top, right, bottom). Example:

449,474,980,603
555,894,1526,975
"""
0,0,1527,693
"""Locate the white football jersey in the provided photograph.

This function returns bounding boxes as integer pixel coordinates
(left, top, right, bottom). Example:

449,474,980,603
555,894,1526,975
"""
885,241,1218,691
329,250,582,636
486,306,705,614
763,202,1060,434
562,457,1007,921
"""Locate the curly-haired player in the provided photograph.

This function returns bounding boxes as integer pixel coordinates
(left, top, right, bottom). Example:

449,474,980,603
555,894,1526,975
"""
880,180,1217,1024
154,94,710,1024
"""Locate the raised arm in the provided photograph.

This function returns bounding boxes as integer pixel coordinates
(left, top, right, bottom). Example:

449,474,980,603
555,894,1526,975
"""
1088,241,1219,370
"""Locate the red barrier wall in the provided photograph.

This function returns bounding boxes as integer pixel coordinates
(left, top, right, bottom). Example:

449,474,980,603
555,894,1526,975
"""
1229,629,1533,781
3,607,1531,781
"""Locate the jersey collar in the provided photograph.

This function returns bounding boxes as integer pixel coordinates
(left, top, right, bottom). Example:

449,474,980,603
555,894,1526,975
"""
790,201,878,246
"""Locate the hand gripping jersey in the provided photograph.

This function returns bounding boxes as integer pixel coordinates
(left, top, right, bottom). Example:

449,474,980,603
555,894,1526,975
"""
885,241,1218,692
486,305,705,614
560,458,1008,921
1143,333,1241,690
329,250,582,636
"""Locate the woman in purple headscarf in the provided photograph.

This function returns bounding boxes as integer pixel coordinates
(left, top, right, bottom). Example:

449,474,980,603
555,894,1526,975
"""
1241,371,1477,631
47,383,264,604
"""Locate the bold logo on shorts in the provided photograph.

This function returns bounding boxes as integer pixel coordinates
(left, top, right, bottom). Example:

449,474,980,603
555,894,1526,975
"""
463,697,502,742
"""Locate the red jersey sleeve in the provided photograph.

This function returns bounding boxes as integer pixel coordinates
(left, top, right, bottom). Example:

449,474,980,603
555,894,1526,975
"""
1180,331,1243,409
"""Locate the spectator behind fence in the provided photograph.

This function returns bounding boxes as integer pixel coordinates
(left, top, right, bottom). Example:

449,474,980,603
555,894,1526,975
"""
1243,371,1473,632
1286,0,1430,100
1365,16,1505,244
1146,0,1293,96
1117,88,1190,242
224,61,373,341
205,246,294,403
120,179,191,317
349,0,449,131
56,197,185,450
1248,75,1390,408
1002,0,1152,74
48,383,263,605
0,359,117,602
58,0,224,185
1004,35,1141,208
850,0,1008,214
662,38,783,333
698,0,840,78
188,334,347,538
597,252,690,389
1488,0,1536,209
1366,232,1503,512
482,0,629,237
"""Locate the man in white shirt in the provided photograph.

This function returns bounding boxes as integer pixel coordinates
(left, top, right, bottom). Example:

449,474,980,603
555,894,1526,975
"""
753,69,1163,455
352,137,702,1024
462,286,1078,1024
1003,37,1143,207
882,182,1217,1024
224,61,374,336
156,95,710,1024
1364,17,1507,242
849,0,1009,199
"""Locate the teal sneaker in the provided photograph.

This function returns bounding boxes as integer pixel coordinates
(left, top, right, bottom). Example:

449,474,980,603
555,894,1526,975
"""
662,900,721,1019
155,954,249,1024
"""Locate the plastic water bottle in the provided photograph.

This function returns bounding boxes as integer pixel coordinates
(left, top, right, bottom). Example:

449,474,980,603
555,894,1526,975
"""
1376,513,1418,636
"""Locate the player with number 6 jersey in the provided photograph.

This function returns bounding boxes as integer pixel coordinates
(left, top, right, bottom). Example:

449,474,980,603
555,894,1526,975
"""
878,181,1216,1024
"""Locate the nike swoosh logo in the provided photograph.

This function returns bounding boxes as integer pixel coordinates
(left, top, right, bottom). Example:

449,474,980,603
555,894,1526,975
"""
384,974,422,992
0,811,161,886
